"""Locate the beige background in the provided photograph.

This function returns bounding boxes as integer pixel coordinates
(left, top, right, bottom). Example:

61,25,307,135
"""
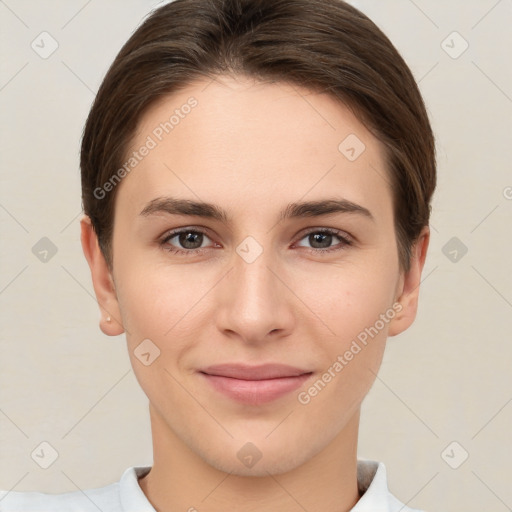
0,1,511,511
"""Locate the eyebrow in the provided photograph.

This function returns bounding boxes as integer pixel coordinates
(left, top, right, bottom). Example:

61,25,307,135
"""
139,197,374,223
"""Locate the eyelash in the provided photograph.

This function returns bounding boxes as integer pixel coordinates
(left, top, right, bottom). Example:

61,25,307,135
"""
159,227,353,257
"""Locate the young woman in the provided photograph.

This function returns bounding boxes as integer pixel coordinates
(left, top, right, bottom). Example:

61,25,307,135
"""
1,0,435,510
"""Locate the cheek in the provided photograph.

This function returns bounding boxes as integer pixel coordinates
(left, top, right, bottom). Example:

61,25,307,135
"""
295,264,394,403
114,255,199,347
116,268,203,401
297,262,397,340
297,274,392,418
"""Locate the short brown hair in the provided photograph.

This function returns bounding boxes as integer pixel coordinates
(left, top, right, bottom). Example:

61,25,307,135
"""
80,0,436,273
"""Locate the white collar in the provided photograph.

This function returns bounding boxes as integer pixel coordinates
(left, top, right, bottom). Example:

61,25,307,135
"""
120,460,421,512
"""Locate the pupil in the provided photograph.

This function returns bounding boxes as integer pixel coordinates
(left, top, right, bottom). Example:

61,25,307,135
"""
311,233,331,248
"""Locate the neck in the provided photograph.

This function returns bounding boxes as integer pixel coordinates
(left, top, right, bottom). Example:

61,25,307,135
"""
138,405,361,512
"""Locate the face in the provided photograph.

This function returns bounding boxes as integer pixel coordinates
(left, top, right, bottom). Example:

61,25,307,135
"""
86,74,425,477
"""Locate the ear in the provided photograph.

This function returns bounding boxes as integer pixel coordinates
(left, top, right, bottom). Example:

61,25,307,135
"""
388,226,430,337
80,215,125,336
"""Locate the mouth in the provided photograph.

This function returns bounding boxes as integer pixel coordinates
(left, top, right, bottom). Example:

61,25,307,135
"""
198,363,314,405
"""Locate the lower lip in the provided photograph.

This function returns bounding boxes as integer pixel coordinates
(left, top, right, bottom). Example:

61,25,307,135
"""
200,372,313,405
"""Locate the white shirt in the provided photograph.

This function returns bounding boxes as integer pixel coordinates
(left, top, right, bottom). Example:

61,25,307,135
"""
0,460,425,511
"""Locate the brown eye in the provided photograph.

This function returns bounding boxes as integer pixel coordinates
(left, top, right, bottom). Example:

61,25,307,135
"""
176,231,205,250
295,228,353,254
308,232,334,249
161,228,214,255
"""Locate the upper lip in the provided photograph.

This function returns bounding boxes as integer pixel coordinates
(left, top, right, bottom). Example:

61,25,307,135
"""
200,363,312,380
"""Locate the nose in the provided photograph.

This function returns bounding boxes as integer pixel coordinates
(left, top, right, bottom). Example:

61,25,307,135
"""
214,245,296,344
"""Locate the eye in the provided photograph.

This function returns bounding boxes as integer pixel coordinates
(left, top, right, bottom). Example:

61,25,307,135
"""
295,228,353,254
160,228,215,256
159,226,353,257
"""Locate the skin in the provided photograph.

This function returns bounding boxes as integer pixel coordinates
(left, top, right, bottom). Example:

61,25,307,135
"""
81,74,429,512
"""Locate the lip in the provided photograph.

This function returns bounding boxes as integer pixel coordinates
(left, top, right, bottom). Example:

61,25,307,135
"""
198,363,313,405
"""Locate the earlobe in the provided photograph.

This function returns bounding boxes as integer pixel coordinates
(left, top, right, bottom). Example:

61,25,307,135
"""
387,226,430,337
80,215,125,336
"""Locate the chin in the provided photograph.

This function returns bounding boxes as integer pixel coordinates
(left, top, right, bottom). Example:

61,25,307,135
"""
189,430,323,478
203,447,309,478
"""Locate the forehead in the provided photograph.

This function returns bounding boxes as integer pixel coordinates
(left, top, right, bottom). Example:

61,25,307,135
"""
115,75,393,224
